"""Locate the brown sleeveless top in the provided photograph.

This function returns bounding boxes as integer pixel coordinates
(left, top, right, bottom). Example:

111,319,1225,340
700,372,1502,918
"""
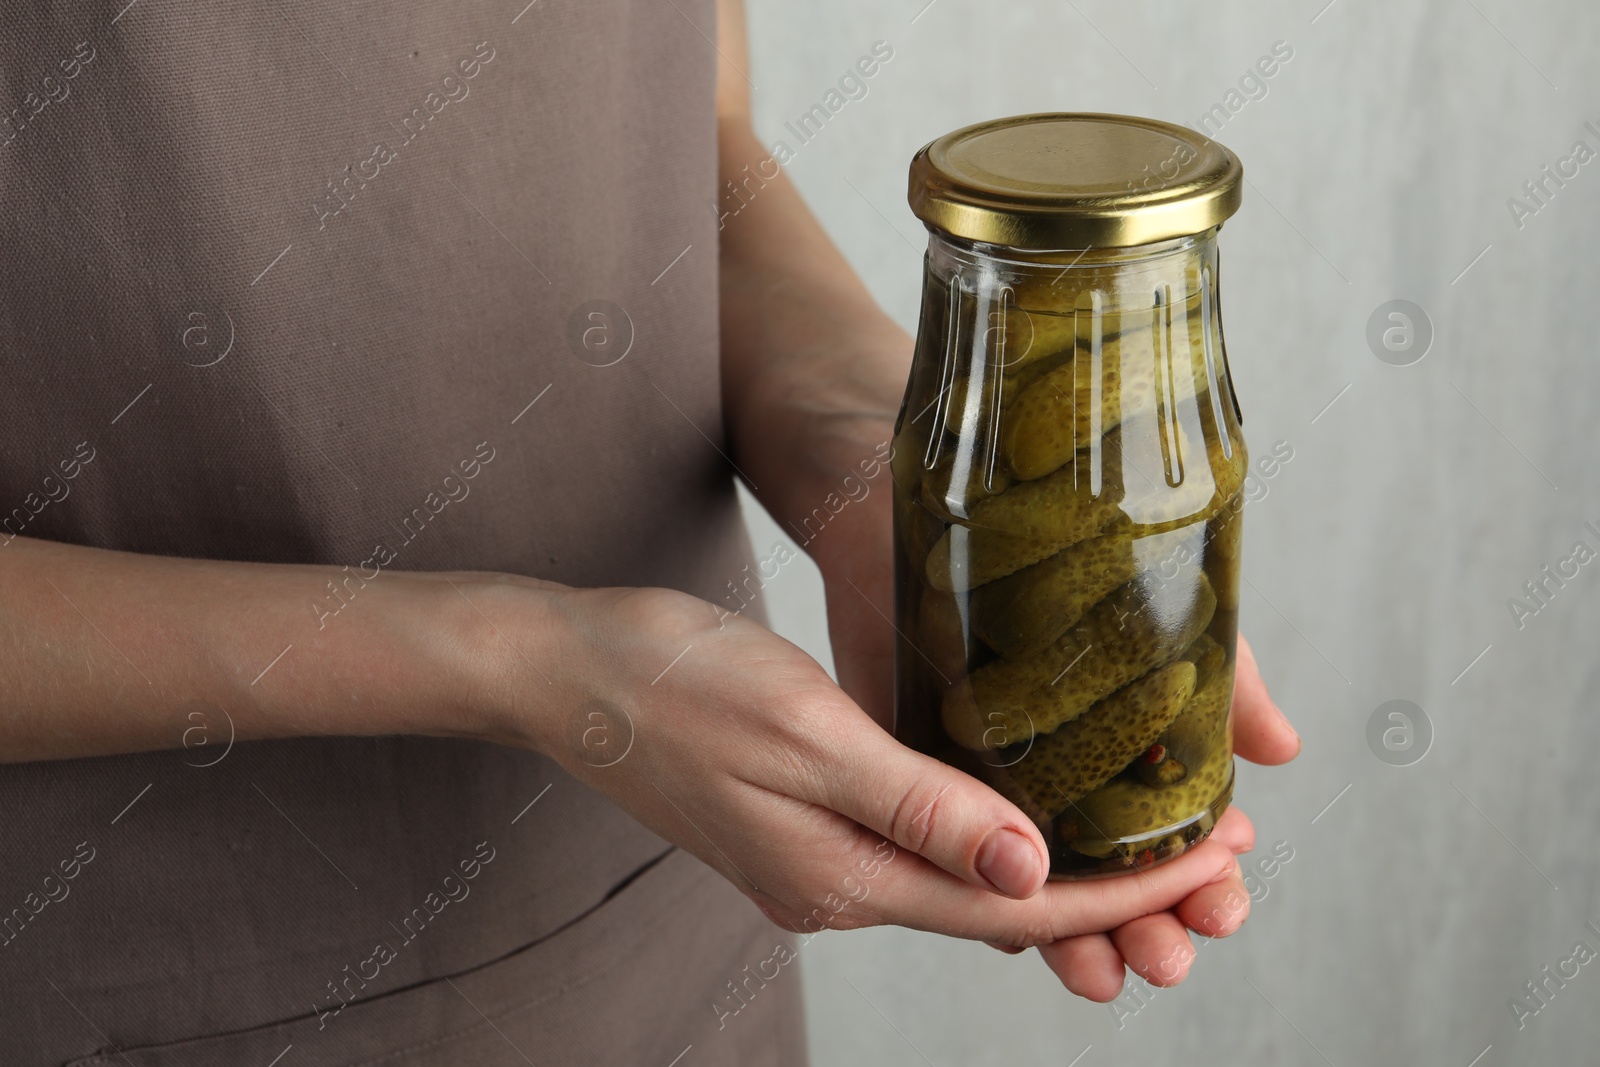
0,1,805,1062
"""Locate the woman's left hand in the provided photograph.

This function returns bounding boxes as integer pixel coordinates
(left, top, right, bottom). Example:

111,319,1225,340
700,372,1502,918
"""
817,485,1301,1002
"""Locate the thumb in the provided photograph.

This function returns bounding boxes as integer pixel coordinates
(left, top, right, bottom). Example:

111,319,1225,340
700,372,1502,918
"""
812,713,1049,900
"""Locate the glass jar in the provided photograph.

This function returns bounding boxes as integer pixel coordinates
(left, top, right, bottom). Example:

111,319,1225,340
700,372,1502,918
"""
892,114,1249,878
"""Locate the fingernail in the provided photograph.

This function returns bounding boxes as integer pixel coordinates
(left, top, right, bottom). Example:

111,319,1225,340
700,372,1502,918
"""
976,828,1042,899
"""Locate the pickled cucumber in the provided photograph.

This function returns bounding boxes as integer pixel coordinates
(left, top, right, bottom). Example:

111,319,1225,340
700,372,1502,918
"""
916,586,977,683
923,524,1064,593
925,395,1241,593
941,575,1217,750
941,302,1089,439
966,455,1120,540
1002,661,1197,818
922,456,1127,593
963,413,1246,542
1002,302,1081,374
1153,634,1233,771
987,763,1053,825
1002,306,1208,481
970,529,1135,658
1117,420,1246,531
919,451,1011,523
923,449,1134,592
1205,497,1245,612
1065,739,1234,850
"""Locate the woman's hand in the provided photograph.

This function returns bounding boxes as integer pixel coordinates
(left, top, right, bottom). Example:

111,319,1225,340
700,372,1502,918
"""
816,485,1301,1001
471,579,1257,955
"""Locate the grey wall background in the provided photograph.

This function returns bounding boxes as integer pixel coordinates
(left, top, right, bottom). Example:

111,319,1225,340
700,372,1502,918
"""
734,2,1600,1064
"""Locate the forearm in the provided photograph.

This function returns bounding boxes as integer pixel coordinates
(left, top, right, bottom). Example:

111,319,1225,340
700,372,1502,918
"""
0,535,512,762
717,117,911,563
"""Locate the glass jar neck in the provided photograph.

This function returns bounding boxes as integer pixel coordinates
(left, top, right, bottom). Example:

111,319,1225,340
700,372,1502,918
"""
923,228,1219,288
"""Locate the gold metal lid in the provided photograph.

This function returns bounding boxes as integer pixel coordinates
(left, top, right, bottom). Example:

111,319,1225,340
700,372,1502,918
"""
908,113,1242,250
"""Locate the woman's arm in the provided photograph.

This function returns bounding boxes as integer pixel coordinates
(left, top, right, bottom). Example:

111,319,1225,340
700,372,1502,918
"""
0,533,507,761
713,0,911,724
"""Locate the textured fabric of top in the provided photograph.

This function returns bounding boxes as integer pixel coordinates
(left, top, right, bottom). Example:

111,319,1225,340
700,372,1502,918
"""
0,0,805,1063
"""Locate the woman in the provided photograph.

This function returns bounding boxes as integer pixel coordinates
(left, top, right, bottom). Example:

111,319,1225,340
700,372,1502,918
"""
0,0,1298,1061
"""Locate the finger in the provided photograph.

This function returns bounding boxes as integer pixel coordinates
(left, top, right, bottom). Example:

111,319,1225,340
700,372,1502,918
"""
985,941,1025,955
1231,634,1300,766
806,718,1050,901
1174,856,1251,939
1208,805,1255,856
723,783,1248,945
838,829,1244,945
1038,933,1125,1002
1111,912,1196,988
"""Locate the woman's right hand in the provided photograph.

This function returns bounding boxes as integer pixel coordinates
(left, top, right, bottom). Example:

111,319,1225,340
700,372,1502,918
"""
464,579,1254,990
